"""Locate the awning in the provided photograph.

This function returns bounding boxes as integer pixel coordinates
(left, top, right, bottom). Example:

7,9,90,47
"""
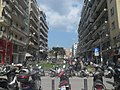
25,53,33,57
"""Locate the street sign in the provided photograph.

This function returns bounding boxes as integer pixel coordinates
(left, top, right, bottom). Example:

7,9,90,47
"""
94,48,99,56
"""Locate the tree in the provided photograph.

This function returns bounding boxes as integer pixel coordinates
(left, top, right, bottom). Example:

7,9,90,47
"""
49,47,66,60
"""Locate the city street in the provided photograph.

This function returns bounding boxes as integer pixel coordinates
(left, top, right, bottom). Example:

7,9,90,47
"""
0,72,114,90
41,76,114,90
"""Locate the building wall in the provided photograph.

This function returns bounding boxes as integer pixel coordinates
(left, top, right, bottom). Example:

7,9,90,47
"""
0,0,29,64
107,0,120,48
77,0,111,63
0,0,48,64
38,10,48,60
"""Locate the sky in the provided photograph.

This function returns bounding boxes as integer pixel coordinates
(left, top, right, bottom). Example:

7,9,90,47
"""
37,0,84,48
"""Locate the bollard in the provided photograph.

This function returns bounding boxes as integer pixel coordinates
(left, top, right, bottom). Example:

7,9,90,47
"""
84,78,88,90
52,79,55,90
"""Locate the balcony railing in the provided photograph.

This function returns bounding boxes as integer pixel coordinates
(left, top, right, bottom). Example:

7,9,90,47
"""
30,16,38,27
30,8,38,20
12,37,26,45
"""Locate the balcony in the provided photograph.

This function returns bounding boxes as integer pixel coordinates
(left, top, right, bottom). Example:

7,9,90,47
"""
92,38,100,47
30,8,38,21
18,4,27,17
14,5,24,17
80,23,92,38
18,0,28,9
12,37,26,45
31,1,39,15
11,26,27,37
92,22,108,39
30,25,38,33
30,16,38,28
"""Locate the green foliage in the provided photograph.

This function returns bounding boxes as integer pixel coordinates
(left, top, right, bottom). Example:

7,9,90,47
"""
39,62,54,70
49,47,66,59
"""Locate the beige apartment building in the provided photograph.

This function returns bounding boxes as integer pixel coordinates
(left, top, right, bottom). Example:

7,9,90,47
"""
107,0,120,49
28,0,39,61
77,0,120,63
0,0,48,64
0,0,29,64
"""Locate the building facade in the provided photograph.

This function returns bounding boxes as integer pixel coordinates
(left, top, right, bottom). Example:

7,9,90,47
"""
107,0,120,50
0,0,29,64
0,0,48,64
28,0,39,61
39,10,48,60
77,0,111,63
72,43,78,59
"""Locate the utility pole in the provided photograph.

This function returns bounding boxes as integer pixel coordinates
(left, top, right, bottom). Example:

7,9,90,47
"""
99,31,103,64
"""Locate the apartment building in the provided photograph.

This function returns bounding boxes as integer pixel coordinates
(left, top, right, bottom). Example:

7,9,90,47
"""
107,0,120,50
39,10,48,60
0,0,48,64
0,0,29,64
28,0,39,61
77,0,111,63
25,0,49,61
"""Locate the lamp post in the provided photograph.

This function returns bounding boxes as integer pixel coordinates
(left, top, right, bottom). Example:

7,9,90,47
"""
99,34,103,64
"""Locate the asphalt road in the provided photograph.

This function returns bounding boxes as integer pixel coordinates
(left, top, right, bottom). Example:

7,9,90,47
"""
0,75,114,90
41,76,114,90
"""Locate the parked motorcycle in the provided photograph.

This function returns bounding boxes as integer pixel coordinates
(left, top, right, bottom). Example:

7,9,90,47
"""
0,65,19,90
49,68,58,77
58,67,71,90
114,68,120,90
17,67,41,90
104,66,114,78
77,67,89,77
92,64,106,90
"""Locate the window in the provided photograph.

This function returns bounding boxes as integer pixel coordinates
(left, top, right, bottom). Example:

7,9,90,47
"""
111,21,115,30
111,7,114,16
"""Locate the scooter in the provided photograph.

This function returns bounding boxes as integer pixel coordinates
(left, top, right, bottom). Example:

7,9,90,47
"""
104,66,114,78
17,67,41,90
58,69,71,90
114,68,120,90
92,64,106,90
0,65,19,90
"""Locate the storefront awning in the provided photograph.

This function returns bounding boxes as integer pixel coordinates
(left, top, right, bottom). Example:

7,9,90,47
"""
25,53,33,57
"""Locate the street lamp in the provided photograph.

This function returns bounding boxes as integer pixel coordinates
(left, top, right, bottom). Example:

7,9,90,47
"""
99,33,103,63
99,32,109,64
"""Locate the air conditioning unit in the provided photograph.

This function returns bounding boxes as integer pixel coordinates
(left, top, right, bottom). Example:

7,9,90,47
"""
0,31,3,38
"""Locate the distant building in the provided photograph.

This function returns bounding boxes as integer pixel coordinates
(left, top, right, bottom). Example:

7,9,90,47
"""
72,43,78,58
64,48,72,59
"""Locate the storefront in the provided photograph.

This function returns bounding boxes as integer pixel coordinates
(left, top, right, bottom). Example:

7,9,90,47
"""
0,39,13,64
